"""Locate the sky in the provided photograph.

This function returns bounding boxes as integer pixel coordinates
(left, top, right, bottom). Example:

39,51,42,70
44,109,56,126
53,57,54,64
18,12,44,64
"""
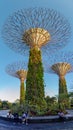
0,0,73,102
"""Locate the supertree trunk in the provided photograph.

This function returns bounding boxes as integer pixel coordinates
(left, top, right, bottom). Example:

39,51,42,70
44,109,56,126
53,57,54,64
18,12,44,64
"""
17,70,27,106
20,81,25,105
58,76,70,109
26,46,46,111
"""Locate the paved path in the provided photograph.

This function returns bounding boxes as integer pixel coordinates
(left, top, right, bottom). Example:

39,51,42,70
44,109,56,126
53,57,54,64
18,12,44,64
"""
0,119,73,130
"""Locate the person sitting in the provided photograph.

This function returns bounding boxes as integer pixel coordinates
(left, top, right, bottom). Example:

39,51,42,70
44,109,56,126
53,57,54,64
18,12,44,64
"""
58,110,65,121
21,111,28,125
13,112,19,123
7,111,14,118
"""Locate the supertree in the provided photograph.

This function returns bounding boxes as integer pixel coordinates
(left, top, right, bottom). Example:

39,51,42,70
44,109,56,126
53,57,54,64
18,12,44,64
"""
6,61,27,106
2,8,71,111
44,51,73,109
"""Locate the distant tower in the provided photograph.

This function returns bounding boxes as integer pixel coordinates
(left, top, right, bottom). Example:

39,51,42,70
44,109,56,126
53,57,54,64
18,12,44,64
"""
44,52,73,109
2,8,71,110
6,61,27,106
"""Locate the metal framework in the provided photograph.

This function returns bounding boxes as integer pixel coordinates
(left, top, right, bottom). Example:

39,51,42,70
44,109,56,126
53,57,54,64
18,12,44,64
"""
51,62,71,78
6,61,27,80
44,51,73,74
2,8,71,55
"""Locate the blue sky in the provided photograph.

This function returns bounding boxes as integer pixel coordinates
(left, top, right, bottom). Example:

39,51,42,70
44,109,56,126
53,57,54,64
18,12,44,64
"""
0,0,73,102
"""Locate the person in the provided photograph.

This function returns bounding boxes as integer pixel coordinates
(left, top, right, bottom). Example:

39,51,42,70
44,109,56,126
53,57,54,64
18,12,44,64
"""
7,111,14,118
13,112,19,123
58,110,65,121
21,111,28,125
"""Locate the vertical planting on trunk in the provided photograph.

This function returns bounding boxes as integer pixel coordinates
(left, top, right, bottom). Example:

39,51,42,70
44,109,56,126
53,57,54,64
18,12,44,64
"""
26,47,46,111
58,77,70,109
20,82,25,105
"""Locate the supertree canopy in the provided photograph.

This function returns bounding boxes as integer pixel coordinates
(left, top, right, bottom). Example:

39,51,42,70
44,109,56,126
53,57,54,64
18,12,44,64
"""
6,61,27,106
2,8,71,111
2,8,71,55
44,51,73,109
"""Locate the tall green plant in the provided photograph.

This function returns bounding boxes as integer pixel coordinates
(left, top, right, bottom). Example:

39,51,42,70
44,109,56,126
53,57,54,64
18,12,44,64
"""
26,47,46,111
58,77,70,109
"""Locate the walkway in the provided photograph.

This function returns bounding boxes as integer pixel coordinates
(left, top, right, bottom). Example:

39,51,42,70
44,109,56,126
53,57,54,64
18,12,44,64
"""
0,119,73,130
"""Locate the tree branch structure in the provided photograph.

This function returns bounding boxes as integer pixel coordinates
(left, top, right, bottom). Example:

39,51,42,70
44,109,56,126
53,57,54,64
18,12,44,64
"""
2,8,71,55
